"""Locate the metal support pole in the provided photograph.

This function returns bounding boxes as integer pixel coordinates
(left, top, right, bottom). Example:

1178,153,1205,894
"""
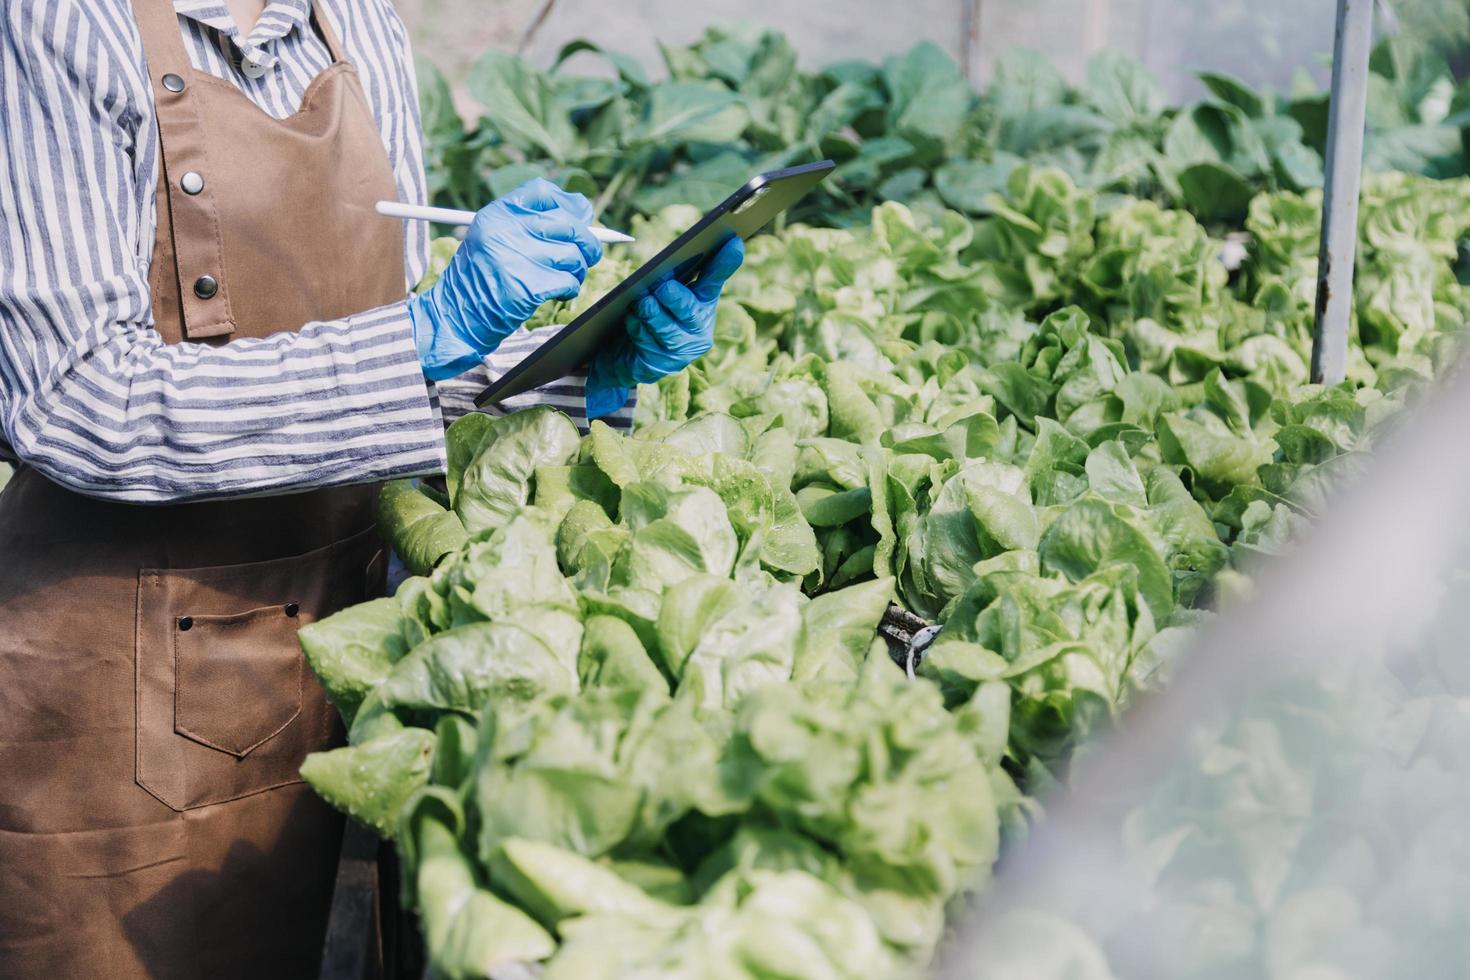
515,0,557,56
962,0,984,85
1310,0,1375,385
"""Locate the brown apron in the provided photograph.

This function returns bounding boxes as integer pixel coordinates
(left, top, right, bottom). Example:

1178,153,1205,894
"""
0,4,408,978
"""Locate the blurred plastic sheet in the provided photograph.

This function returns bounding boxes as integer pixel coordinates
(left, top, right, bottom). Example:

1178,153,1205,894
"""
945,364,1470,979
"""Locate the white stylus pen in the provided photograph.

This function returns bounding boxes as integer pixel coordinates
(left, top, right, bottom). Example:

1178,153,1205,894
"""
375,200,635,244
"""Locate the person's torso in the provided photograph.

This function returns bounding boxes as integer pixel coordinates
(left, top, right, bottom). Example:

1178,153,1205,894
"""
0,16,412,978
138,0,407,343
128,0,431,313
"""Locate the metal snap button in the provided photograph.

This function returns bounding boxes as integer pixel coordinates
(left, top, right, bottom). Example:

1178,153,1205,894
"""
180,172,204,195
284,602,300,618
161,73,185,93
177,616,194,631
193,275,219,300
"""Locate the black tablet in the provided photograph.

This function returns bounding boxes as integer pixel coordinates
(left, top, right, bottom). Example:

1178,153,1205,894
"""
475,160,836,407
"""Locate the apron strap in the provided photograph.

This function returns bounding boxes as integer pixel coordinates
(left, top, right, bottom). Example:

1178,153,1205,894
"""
310,5,349,66
131,0,237,341
130,1,195,73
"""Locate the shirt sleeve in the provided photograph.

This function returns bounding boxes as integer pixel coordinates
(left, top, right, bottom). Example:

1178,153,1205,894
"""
433,327,638,435
0,2,447,503
391,26,637,436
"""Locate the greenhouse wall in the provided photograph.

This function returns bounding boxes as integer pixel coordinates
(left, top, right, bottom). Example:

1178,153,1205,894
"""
398,0,1348,106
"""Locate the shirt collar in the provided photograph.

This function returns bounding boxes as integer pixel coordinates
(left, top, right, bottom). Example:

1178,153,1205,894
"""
173,0,313,71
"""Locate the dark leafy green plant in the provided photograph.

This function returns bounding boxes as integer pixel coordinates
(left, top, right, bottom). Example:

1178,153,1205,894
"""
418,25,1470,232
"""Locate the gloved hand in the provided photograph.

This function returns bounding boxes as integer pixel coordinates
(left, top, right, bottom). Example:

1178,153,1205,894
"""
586,235,745,419
409,179,603,382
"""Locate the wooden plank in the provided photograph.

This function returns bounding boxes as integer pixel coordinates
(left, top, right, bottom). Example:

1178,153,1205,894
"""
320,820,383,980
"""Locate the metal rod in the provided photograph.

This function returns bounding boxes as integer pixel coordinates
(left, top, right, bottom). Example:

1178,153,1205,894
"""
962,0,983,84
516,0,558,57
1311,0,1375,385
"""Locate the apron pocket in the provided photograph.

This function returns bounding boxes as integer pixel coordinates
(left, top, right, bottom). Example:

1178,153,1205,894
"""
136,526,379,812
174,604,304,757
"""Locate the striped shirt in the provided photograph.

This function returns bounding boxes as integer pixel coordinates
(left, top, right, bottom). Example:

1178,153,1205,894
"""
0,0,631,504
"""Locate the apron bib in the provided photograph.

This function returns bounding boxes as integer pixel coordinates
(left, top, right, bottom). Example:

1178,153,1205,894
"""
0,5,408,978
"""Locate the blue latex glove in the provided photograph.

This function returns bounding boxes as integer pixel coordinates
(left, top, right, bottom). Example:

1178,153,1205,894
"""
409,179,603,382
586,235,745,419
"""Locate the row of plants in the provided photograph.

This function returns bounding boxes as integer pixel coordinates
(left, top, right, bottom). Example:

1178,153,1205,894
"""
417,24,1470,231
296,162,1470,977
